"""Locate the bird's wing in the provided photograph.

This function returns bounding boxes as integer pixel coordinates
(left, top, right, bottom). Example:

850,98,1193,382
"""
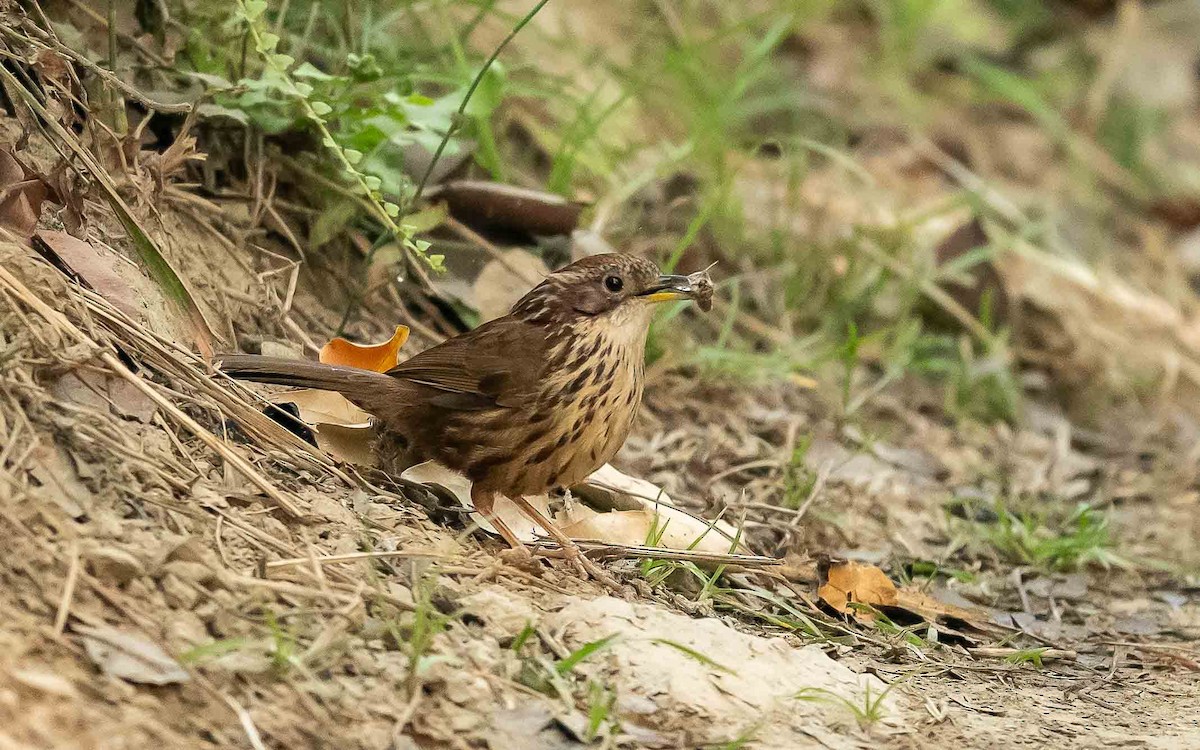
385,317,546,410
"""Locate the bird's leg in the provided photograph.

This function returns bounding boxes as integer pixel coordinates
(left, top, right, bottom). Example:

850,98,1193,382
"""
469,486,530,559
506,494,621,590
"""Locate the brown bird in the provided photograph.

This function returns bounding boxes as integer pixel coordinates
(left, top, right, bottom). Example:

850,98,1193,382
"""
219,253,710,579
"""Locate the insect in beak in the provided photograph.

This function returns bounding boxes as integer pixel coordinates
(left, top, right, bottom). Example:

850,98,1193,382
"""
638,275,697,304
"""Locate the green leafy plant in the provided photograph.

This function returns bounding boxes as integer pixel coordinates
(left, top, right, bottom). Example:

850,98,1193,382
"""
555,634,618,675
584,679,618,741
380,572,453,696
651,638,737,675
1004,647,1048,669
230,0,439,268
264,610,298,675
969,502,1129,571
794,680,893,728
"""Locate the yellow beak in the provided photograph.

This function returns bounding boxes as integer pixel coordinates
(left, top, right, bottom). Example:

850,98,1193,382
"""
639,275,696,304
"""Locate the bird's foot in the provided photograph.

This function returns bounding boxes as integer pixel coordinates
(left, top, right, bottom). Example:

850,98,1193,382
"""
497,544,538,570
558,541,622,593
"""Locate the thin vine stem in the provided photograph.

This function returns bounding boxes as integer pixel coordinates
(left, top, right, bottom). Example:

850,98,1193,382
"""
410,0,553,208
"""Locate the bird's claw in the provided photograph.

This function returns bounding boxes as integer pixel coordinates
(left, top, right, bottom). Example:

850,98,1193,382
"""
560,544,623,593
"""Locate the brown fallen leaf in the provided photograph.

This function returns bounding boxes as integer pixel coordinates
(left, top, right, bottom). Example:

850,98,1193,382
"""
76,624,190,686
258,327,412,464
0,66,218,358
53,368,157,423
439,180,583,236
893,586,986,625
926,217,1008,329
0,145,52,240
817,561,898,620
319,325,410,372
51,370,111,413
32,230,143,322
106,377,157,422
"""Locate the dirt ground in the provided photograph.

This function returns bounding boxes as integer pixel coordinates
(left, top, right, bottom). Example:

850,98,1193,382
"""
2,6,1200,749
2,153,1198,750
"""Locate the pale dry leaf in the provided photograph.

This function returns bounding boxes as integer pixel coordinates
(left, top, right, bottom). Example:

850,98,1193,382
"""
51,370,110,412
106,377,157,422
313,422,378,467
0,145,50,239
8,667,78,698
52,369,157,422
401,460,744,549
472,248,550,322
267,388,375,465
268,388,372,425
83,546,145,585
77,624,190,686
400,460,551,541
582,464,747,552
558,509,653,545
28,442,92,519
558,505,742,553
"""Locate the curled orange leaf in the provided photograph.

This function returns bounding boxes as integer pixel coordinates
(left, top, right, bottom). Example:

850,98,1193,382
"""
319,325,409,373
817,561,898,621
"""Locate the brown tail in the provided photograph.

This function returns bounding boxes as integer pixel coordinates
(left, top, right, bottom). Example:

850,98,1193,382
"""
217,354,404,413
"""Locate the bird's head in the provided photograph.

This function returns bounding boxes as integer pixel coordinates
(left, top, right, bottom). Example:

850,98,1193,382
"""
511,253,710,328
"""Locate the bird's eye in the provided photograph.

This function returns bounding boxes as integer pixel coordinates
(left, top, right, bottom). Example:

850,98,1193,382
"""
604,275,624,293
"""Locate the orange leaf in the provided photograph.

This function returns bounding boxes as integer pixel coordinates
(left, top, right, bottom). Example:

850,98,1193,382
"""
817,562,898,620
319,325,409,372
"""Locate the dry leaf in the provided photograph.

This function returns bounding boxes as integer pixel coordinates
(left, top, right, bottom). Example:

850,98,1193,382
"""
473,249,550,322
400,460,552,540
106,377,157,422
313,422,378,466
28,443,92,519
267,388,374,464
53,369,157,423
0,145,51,240
77,624,190,686
894,587,987,625
400,459,743,549
319,325,409,372
262,326,411,464
818,561,898,620
51,370,110,413
269,388,372,425
928,217,1008,328
33,230,143,321
8,667,77,698
83,546,145,585
440,180,583,236
558,505,742,552
582,464,748,552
